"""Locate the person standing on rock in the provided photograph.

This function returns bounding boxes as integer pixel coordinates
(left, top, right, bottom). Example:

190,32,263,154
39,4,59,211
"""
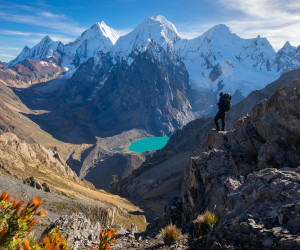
214,92,232,131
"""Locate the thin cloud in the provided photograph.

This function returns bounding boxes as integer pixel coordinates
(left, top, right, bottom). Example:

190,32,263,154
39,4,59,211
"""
177,0,300,51
0,46,22,51
218,0,300,50
0,30,32,36
0,3,86,36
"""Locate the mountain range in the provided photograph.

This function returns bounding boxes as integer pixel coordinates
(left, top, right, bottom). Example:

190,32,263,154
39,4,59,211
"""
3,16,300,137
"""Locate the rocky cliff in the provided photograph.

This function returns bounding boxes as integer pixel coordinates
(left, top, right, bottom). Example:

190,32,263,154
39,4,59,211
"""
92,40,195,136
108,69,300,219
179,79,300,248
0,132,79,182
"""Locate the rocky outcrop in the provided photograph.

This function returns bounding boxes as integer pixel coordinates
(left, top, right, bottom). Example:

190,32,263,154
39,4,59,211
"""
0,132,79,182
180,79,300,248
41,213,102,249
23,176,50,192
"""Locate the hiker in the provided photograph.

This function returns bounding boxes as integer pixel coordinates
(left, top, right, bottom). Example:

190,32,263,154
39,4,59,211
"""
214,92,232,131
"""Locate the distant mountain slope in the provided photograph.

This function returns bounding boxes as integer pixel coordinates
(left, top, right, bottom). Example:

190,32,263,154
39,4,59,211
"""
0,59,65,87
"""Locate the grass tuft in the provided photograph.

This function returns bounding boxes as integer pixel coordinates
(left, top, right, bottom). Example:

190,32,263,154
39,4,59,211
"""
247,144,258,162
192,208,218,237
160,223,181,245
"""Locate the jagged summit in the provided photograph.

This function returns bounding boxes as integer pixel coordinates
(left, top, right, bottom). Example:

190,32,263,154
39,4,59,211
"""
60,21,119,68
83,21,120,45
203,24,232,37
111,15,181,58
6,35,60,67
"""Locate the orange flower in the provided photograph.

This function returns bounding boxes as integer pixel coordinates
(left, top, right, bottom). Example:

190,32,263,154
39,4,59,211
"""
0,191,7,201
11,196,18,209
29,218,39,228
22,240,30,250
38,210,47,217
20,206,27,216
27,197,35,207
5,194,11,202
13,200,25,215
0,228,7,237
33,197,42,207
43,236,50,245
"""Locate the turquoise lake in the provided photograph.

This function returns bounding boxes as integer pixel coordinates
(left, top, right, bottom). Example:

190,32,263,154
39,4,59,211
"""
128,137,169,153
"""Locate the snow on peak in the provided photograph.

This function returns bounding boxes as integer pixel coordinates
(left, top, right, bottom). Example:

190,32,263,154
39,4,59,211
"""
112,15,180,59
61,22,120,69
40,35,53,43
98,21,119,45
139,15,180,44
205,24,232,35
78,21,119,45
7,35,59,67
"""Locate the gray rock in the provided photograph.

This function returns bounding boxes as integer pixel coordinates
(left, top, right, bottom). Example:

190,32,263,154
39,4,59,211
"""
41,213,101,250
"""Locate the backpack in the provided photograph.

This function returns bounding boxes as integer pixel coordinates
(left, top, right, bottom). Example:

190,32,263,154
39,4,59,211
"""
221,93,232,112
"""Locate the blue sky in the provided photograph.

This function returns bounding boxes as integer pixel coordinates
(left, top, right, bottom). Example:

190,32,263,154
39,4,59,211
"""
0,0,300,62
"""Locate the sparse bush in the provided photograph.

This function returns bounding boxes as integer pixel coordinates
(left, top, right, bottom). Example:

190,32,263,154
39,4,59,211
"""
247,144,258,162
266,151,273,165
192,208,218,237
295,132,300,149
160,223,181,245
0,191,46,249
98,227,118,250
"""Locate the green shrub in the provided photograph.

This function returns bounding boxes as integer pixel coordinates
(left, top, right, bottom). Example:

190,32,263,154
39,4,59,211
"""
160,223,181,245
0,191,46,249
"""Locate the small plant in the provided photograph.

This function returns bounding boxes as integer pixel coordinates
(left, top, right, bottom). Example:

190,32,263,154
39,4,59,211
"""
160,223,181,245
192,207,218,237
295,132,300,149
205,210,218,229
247,144,258,162
98,227,118,250
0,191,46,249
266,151,273,165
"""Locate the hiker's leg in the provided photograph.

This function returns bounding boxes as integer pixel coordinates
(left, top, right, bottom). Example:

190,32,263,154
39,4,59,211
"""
221,111,225,131
214,111,221,131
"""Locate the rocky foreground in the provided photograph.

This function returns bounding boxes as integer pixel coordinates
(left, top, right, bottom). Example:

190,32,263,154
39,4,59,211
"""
175,79,300,248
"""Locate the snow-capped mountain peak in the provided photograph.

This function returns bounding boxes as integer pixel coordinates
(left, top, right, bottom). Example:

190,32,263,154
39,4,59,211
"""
93,21,119,45
61,21,120,69
6,35,59,67
112,15,181,59
203,24,232,38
